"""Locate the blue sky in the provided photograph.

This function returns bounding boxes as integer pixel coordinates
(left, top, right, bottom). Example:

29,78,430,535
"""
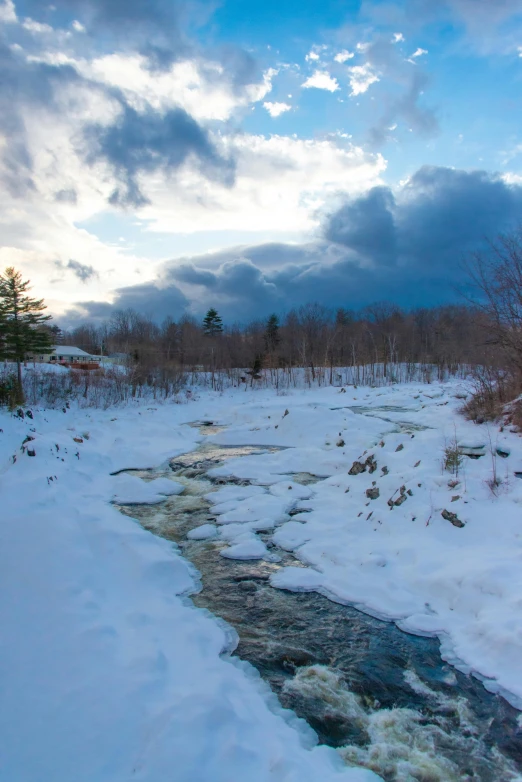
1,0,522,323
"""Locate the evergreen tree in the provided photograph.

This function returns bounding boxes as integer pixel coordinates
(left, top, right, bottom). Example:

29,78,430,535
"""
264,313,280,352
202,308,223,337
0,267,52,403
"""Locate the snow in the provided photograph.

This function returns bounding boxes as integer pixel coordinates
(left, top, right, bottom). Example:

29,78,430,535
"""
0,396,378,782
110,474,185,504
187,523,218,540
201,380,522,709
3,375,522,779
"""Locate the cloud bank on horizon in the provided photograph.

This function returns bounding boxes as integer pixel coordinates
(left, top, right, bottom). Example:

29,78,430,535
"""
1,0,522,323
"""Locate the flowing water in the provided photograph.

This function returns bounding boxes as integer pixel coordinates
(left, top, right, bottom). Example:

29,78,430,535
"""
115,423,522,782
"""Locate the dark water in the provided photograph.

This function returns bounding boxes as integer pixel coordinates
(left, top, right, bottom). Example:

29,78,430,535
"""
116,432,522,782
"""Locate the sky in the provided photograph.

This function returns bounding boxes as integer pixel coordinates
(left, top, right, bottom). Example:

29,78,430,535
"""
1,0,522,325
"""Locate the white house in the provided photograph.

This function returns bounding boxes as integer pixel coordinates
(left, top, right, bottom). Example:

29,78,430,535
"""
28,346,99,367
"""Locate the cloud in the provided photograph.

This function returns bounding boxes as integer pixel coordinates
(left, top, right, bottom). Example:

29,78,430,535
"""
361,0,522,56
410,47,428,58
346,36,438,145
347,63,380,95
0,0,16,23
66,166,522,323
324,186,397,265
302,70,340,92
134,133,385,234
67,280,189,324
263,101,292,117
84,104,235,207
55,259,99,282
368,69,438,147
334,50,355,63
392,32,405,43
446,0,522,30
20,0,193,63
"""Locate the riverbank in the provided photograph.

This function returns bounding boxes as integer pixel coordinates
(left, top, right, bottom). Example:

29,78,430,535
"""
1,379,522,780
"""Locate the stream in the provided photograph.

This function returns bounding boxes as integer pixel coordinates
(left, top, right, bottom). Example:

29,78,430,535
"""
115,420,522,782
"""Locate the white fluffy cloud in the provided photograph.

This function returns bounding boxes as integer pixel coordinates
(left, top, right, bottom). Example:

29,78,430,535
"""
301,70,340,92
347,63,380,96
263,101,292,117
334,50,355,63
0,0,16,23
29,50,278,122
137,133,386,235
0,14,386,315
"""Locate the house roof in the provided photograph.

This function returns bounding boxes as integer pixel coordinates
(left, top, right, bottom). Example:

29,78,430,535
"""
50,346,94,357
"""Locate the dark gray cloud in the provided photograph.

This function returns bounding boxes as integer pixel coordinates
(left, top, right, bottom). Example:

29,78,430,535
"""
55,259,99,283
0,38,236,209
64,281,189,325
324,186,397,265
85,104,235,207
65,166,522,323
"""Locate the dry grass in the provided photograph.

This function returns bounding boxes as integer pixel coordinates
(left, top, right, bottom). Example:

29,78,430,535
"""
460,369,522,426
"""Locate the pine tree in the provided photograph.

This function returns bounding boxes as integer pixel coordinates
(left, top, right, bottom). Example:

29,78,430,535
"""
202,308,223,337
264,313,280,352
0,267,52,403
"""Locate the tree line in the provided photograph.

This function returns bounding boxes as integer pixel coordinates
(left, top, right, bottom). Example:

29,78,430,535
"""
2,227,522,413
61,301,492,381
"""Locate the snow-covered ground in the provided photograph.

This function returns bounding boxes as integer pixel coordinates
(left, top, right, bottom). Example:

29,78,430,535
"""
1,377,522,780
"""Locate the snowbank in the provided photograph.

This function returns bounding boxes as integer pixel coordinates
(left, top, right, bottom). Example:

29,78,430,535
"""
201,381,522,709
0,398,378,782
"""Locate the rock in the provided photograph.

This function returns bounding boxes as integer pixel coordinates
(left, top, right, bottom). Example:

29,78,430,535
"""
349,454,377,475
27,449,36,457
441,509,465,527
388,485,408,508
283,409,290,418
381,465,389,475
496,447,510,458
73,437,84,444
395,443,404,452
451,495,460,502
414,460,421,468
366,487,380,500
237,580,258,593
366,455,377,474
458,442,486,459
337,439,345,447
349,460,366,475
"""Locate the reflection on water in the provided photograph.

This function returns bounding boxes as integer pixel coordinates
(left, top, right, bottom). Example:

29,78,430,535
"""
115,434,522,782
